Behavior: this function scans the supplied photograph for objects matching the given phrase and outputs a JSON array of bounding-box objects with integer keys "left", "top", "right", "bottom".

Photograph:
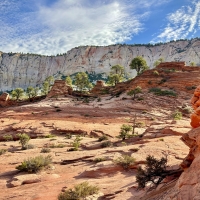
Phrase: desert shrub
[
  {"left": 98, "top": 135, "right": 108, "bottom": 142},
  {"left": 16, "top": 155, "right": 52, "bottom": 173},
  {"left": 45, "top": 134, "right": 56, "bottom": 138},
  {"left": 153, "top": 70, "right": 159, "bottom": 76},
  {"left": 172, "top": 110, "right": 182, "bottom": 120},
  {"left": 117, "top": 124, "right": 132, "bottom": 140},
  {"left": 97, "top": 97, "right": 101, "bottom": 102},
  {"left": 3, "top": 134, "right": 13, "bottom": 141},
  {"left": 49, "top": 143, "right": 66, "bottom": 148},
  {"left": 93, "top": 157, "right": 106, "bottom": 163},
  {"left": 17, "top": 133, "right": 30, "bottom": 150},
  {"left": 58, "top": 182, "right": 99, "bottom": 200},
  {"left": 41, "top": 148, "right": 51, "bottom": 153},
  {"left": 65, "top": 134, "right": 72, "bottom": 139},
  {"left": 101, "top": 140, "right": 112, "bottom": 148},
  {"left": 24, "top": 144, "right": 35, "bottom": 150},
  {"left": 136, "top": 155, "right": 168, "bottom": 188},
  {"left": 0, "top": 149, "right": 7, "bottom": 155},
  {"left": 148, "top": 80, "right": 152, "bottom": 85},
  {"left": 68, "top": 136, "right": 82, "bottom": 151},
  {"left": 113, "top": 155, "right": 135, "bottom": 170},
  {"left": 136, "top": 121, "right": 145, "bottom": 128},
  {"left": 185, "top": 85, "right": 196, "bottom": 90},
  {"left": 158, "top": 78, "right": 167, "bottom": 85},
  {"left": 56, "top": 108, "right": 62, "bottom": 112},
  {"left": 149, "top": 88, "right": 177, "bottom": 97},
  {"left": 127, "top": 86, "right": 142, "bottom": 99},
  {"left": 181, "top": 105, "right": 193, "bottom": 114},
  {"left": 83, "top": 98, "right": 89, "bottom": 103}
]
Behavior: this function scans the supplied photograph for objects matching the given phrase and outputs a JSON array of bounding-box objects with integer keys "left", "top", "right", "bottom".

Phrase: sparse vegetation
[
  {"left": 130, "top": 56, "right": 149, "bottom": 76},
  {"left": 101, "top": 140, "right": 112, "bottom": 148},
  {"left": 117, "top": 124, "right": 132, "bottom": 140},
  {"left": 68, "top": 136, "right": 82, "bottom": 151},
  {"left": 172, "top": 110, "right": 182, "bottom": 120},
  {"left": 3, "top": 134, "right": 13, "bottom": 141},
  {"left": 16, "top": 155, "right": 52, "bottom": 173},
  {"left": 40, "top": 148, "right": 51, "bottom": 153},
  {"left": 136, "top": 155, "right": 168, "bottom": 188},
  {"left": 113, "top": 155, "right": 135, "bottom": 170},
  {"left": 93, "top": 157, "right": 106, "bottom": 163},
  {"left": 0, "top": 149, "right": 7, "bottom": 155},
  {"left": 127, "top": 86, "right": 142, "bottom": 100},
  {"left": 17, "top": 133, "right": 30, "bottom": 150},
  {"left": 45, "top": 134, "right": 56, "bottom": 138},
  {"left": 11, "top": 88, "right": 24, "bottom": 100},
  {"left": 49, "top": 143, "right": 66, "bottom": 148},
  {"left": 107, "top": 64, "right": 125, "bottom": 86},
  {"left": 149, "top": 88, "right": 177, "bottom": 97},
  {"left": 58, "top": 182, "right": 99, "bottom": 200},
  {"left": 98, "top": 135, "right": 108, "bottom": 142},
  {"left": 153, "top": 70, "right": 159, "bottom": 76}
]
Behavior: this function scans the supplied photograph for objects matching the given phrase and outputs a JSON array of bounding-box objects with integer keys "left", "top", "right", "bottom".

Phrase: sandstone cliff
[{"left": 1, "top": 38, "right": 200, "bottom": 91}]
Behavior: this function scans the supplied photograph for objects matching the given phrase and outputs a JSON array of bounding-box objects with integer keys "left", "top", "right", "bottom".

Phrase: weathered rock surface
[
  {"left": 47, "top": 80, "right": 73, "bottom": 98},
  {"left": 1, "top": 38, "right": 200, "bottom": 91}
]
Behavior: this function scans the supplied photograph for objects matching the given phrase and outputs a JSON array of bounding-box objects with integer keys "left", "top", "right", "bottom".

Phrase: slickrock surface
[{"left": 0, "top": 91, "right": 191, "bottom": 200}]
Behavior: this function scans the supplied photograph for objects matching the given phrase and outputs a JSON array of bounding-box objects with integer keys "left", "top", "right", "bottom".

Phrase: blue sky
[{"left": 0, "top": 0, "right": 200, "bottom": 55}]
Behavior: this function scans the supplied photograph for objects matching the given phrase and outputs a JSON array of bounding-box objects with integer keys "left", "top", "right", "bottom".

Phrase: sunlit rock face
[
  {"left": 1, "top": 38, "right": 200, "bottom": 91},
  {"left": 191, "top": 85, "right": 200, "bottom": 128}
]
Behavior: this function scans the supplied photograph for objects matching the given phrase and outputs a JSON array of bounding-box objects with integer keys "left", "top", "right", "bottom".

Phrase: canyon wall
[{"left": 1, "top": 38, "right": 200, "bottom": 91}]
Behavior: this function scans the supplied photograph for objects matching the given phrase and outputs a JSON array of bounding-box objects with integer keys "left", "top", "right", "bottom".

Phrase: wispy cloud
[
  {"left": 152, "top": 0, "right": 200, "bottom": 43},
  {"left": 0, "top": 0, "right": 172, "bottom": 55},
  {"left": 0, "top": 0, "right": 143, "bottom": 55}
]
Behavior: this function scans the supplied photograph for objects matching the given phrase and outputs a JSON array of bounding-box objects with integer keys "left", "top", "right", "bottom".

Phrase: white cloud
[
  {"left": 0, "top": 0, "right": 173, "bottom": 55},
  {"left": 0, "top": 0, "right": 145, "bottom": 55},
  {"left": 152, "top": 0, "right": 200, "bottom": 43}
]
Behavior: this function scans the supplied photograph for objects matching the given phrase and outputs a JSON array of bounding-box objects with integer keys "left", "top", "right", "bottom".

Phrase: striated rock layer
[{"left": 1, "top": 38, "right": 200, "bottom": 91}]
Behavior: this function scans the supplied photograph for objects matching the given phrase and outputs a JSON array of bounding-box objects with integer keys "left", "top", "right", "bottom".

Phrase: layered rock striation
[{"left": 1, "top": 39, "right": 200, "bottom": 91}]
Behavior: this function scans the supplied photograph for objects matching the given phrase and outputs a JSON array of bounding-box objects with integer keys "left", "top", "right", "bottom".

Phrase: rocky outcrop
[
  {"left": 1, "top": 38, "right": 200, "bottom": 91},
  {"left": 125, "top": 62, "right": 200, "bottom": 94},
  {"left": 0, "top": 92, "right": 15, "bottom": 107},
  {"left": 47, "top": 80, "right": 73, "bottom": 98},
  {"left": 161, "top": 85, "right": 200, "bottom": 200},
  {"left": 90, "top": 80, "right": 108, "bottom": 95},
  {"left": 190, "top": 85, "right": 200, "bottom": 128}
]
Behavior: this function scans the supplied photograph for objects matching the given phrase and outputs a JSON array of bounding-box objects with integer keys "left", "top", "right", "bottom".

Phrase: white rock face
[{"left": 1, "top": 39, "right": 200, "bottom": 91}]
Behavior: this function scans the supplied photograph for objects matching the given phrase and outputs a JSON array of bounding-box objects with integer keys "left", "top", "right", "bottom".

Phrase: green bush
[
  {"left": 40, "top": 148, "right": 51, "bottom": 153},
  {"left": 68, "top": 136, "right": 82, "bottom": 151},
  {"left": 3, "top": 134, "right": 13, "bottom": 141},
  {"left": 153, "top": 70, "right": 159, "bottom": 76},
  {"left": 101, "top": 140, "right": 112, "bottom": 148},
  {"left": 98, "top": 135, "right": 108, "bottom": 142},
  {"left": 0, "top": 149, "right": 7, "bottom": 155},
  {"left": 136, "top": 155, "right": 168, "bottom": 188},
  {"left": 117, "top": 124, "right": 132, "bottom": 140},
  {"left": 45, "top": 134, "right": 56, "bottom": 138},
  {"left": 172, "top": 110, "right": 182, "bottom": 120},
  {"left": 58, "top": 182, "right": 99, "bottom": 200},
  {"left": 49, "top": 143, "right": 66, "bottom": 148},
  {"left": 149, "top": 88, "right": 177, "bottom": 97},
  {"left": 113, "top": 155, "right": 135, "bottom": 170},
  {"left": 16, "top": 155, "right": 52, "bottom": 173},
  {"left": 17, "top": 133, "right": 30, "bottom": 150},
  {"left": 93, "top": 157, "right": 106, "bottom": 163}
]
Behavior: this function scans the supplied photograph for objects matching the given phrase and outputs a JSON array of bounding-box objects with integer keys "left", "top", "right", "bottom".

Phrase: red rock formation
[
  {"left": 47, "top": 80, "right": 73, "bottom": 98},
  {"left": 190, "top": 85, "right": 200, "bottom": 128},
  {"left": 0, "top": 92, "right": 15, "bottom": 107},
  {"left": 90, "top": 80, "right": 108, "bottom": 95}
]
